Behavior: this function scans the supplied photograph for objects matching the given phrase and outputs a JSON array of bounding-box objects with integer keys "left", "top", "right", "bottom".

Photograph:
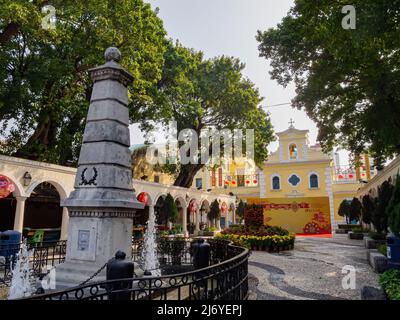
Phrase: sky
[{"left": 130, "top": 0, "right": 349, "bottom": 162}]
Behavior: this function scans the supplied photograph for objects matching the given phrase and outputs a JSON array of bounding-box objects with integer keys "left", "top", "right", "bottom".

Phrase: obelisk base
[{"left": 55, "top": 211, "right": 134, "bottom": 289}]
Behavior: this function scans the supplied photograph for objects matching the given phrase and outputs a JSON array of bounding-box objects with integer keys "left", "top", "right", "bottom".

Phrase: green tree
[
  {"left": 256, "top": 0, "right": 400, "bottom": 166},
  {"left": 387, "top": 174, "right": 400, "bottom": 236},
  {"left": 140, "top": 42, "right": 275, "bottom": 187},
  {"left": 338, "top": 199, "right": 352, "bottom": 224},
  {"left": 236, "top": 200, "right": 245, "bottom": 223},
  {"left": 0, "top": 0, "right": 167, "bottom": 164},
  {"left": 160, "top": 193, "right": 178, "bottom": 225},
  {"left": 208, "top": 199, "right": 221, "bottom": 226},
  {"left": 350, "top": 197, "right": 362, "bottom": 223},
  {"left": 373, "top": 179, "right": 394, "bottom": 233},
  {"left": 361, "top": 194, "right": 375, "bottom": 225}
]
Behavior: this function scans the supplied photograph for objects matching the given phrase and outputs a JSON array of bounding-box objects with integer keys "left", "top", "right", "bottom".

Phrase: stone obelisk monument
[{"left": 56, "top": 47, "right": 144, "bottom": 288}]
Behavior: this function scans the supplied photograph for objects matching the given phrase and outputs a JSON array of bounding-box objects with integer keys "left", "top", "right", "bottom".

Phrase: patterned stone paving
[{"left": 248, "top": 234, "right": 380, "bottom": 300}]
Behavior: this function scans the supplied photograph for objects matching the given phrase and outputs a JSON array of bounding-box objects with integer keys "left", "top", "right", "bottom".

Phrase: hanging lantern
[
  {"left": 348, "top": 174, "right": 354, "bottom": 179},
  {"left": 253, "top": 179, "right": 258, "bottom": 184},
  {"left": 362, "top": 173, "right": 366, "bottom": 177},
  {"left": 231, "top": 181, "right": 236, "bottom": 185},
  {"left": 245, "top": 180, "right": 250, "bottom": 185},
  {"left": 225, "top": 181, "right": 229, "bottom": 185},
  {"left": 338, "top": 175, "right": 344, "bottom": 179},
  {"left": 137, "top": 192, "right": 149, "bottom": 205},
  {"left": 0, "top": 175, "right": 15, "bottom": 199},
  {"left": 221, "top": 202, "right": 228, "bottom": 216}
]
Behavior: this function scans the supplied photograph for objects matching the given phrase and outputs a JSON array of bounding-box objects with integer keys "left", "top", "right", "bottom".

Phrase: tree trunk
[
  {"left": 0, "top": 23, "right": 20, "bottom": 46},
  {"left": 173, "top": 163, "right": 204, "bottom": 188}
]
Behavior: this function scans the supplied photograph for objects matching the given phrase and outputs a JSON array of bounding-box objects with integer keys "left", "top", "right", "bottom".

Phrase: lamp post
[{"left": 23, "top": 172, "right": 32, "bottom": 186}]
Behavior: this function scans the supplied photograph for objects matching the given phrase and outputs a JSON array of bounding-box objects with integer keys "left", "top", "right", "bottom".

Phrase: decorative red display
[
  {"left": 0, "top": 175, "right": 15, "bottom": 199},
  {"left": 189, "top": 199, "right": 198, "bottom": 213},
  {"left": 253, "top": 179, "right": 258, "bottom": 184},
  {"left": 137, "top": 192, "right": 149, "bottom": 205}
]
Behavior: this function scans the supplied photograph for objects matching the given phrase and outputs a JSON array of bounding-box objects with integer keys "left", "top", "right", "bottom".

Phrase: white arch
[{"left": 26, "top": 179, "right": 68, "bottom": 200}]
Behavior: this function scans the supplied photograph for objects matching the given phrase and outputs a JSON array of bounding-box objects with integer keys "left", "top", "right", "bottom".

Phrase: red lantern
[
  {"left": 225, "top": 181, "right": 229, "bottom": 185},
  {"left": 0, "top": 175, "right": 15, "bottom": 199},
  {"left": 348, "top": 174, "right": 354, "bottom": 179},
  {"left": 221, "top": 202, "right": 228, "bottom": 216},
  {"left": 231, "top": 181, "right": 236, "bottom": 185},
  {"left": 253, "top": 179, "right": 258, "bottom": 184},
  {"left": 338, "top": 175, "right": 344, "bottom": 179},
  {"left": 137, "top": 192, "right": 149, "bottom": 205},
  {"left": 245, "top": 180, "right": 250, "bottom": 185},
  {"left": 362, "top": 173, "right": 366, "bottom": 177},
  {"left": 189, "top": 200, "right": 198, "bottom": 213}
]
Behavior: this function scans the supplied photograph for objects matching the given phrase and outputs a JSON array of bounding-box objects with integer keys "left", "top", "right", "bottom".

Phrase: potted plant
[
  {"left": 170, "top": 237, "right": 185, "bottom": 265},
  {"left": 161, "top": 193, "right": 179, "bottom": 227},
  {"left": 208, "top": 200, "right": 221, "bottom": 229}
]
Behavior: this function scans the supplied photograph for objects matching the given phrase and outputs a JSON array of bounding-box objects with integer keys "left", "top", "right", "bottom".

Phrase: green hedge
[
  {"left": 215, "top": 233, "right": 295, "bottom": 252},
  {"left": 379, "top": 269, "right": 400, "bottom": 300}
]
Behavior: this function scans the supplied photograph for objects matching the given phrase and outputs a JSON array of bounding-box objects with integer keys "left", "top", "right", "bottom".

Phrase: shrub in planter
[
  {"left": 170, "top": 237, "right": 185, "bottom": 265},
  {"left": 379, "top": 269, "right": 400, "bottom": 300},
  {"left": 378, "top": 244, "right": 388, "bottom": 257},
  {"left": 369, "top": 232, "right": 387, "bottom": 241},
  {"left": 244, "top": 204, "right": 264, "bottom": 228}
]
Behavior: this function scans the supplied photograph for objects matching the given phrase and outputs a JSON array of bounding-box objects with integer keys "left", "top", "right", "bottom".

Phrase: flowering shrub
[
  {"left": 216, "top": 232, "right": 295, "bottom": 252},
  {"left": 244, "top": 205, "right": 264, "bottom": 227},
  {"left": 222, "top": 225, "right": 289, "bottom": 237}
]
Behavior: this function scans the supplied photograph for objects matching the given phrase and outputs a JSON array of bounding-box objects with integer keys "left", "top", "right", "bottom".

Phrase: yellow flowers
[{"left": 215, "top": 232, "right": 296, "bottom": 251}]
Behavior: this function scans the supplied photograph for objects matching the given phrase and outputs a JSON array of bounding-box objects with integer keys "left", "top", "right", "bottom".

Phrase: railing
[
  {"left": 0, "top": 241, "right": 66, "bottom": 285},
  {"left": 23, "top": 239, "right": 249, "bottom": 300}
]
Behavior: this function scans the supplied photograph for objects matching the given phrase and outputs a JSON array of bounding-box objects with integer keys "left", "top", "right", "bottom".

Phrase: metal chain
[{"left": 78, "top": 261, "right": 108, "bottom": 286}]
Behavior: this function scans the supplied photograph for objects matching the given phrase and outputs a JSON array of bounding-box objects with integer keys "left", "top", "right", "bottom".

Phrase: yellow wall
[
  {"left": 263, "top": 162, "right": 330, "bottom": 197},
  {"left": 248, "top": 197, "right": 331, "bottom": 234}
]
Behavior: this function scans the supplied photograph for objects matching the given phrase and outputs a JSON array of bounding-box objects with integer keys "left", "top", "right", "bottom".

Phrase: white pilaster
[
  {"left": 325, "top": 167, "right": 336, "bottom": 232},
  {"left": 60, "top": 207, "right": 69, "bottom": 240},
  {"left": 13, "top": 196, "right": 27, "bottom": 233}
]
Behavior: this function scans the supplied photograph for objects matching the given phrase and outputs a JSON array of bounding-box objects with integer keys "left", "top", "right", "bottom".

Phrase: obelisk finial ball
[{"left": 105, "top": 47, "right": 121, "bottom": 62}]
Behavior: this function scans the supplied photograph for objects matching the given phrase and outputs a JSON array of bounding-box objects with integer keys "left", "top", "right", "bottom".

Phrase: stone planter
[
  {"left": 348, "top": 232, "right": 364, "bottom": 240},
  {"left": 368, "top": 249, "right": 388, "bottom": 273},
  {"left": 361, "top": 286, "right": 387, "bottom": 300},
  {"left": 364, "top": 237, "right": 387, "bottom": 249}
]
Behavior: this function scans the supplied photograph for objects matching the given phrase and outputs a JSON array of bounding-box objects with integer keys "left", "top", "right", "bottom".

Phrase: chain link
[{"left": 78, "top": 261, "right": 108, "bottom": 286}]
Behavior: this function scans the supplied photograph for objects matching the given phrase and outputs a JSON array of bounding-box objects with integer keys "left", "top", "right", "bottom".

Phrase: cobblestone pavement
[{"left": 248, "top": 234, "right": 380, "bottom": 300}]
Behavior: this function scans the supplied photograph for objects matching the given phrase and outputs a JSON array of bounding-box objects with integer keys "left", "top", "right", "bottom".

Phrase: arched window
[
  {"left": 309, "top": 174, "right": 319, "bottom": 189},
  {"left": 272, "top": 176, "right": 280, "bottom": 190},
  {"left": 289, "top": 144, "right": 298, "bottom": 159}
]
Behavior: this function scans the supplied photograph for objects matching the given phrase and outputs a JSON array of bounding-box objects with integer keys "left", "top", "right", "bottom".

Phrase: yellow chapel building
[
  {"left": 130, "top": 124, "right": 376, "bottom": 234},
  {"left": 192, "top": 124, "right": 376, "bottom": 234}
]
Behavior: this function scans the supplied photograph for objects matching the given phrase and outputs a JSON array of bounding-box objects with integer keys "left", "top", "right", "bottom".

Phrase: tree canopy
[
  {"left": 141, "top": 41, "right": 274, "bottom": 187},
  {"left": 1, "top": 2, "right": 274, "bottom": 189},
  {"left": 0, "top": 0, "right": 167, "bottom": 164},
  {"left": 160, "top": 193, "right": 178, "bottom": 224},
  {"left": 257, "top": 0, "right": 400, "bottom": 166}
]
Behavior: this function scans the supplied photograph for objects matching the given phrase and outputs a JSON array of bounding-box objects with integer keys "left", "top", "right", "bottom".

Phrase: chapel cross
[{"left": 289, "top": 118, "right": 295, "bottom": 128}]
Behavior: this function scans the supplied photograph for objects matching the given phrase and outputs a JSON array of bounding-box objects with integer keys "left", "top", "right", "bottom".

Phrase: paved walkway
[{"left": 248, "top": 234, "right": 380, "bottom": 300}]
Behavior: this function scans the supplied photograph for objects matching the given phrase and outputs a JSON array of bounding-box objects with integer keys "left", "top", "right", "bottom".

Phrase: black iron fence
[
  {"left": 0, "top": 241, "right": 66, "bottom": 285},
  {"left": 23, "top": 239, "right": 249, "bottom": 300}
]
